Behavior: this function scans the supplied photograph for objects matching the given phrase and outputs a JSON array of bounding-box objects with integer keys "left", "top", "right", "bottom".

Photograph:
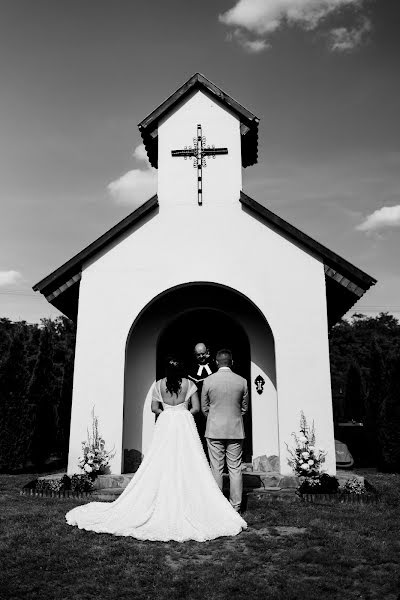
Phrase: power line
[
  {"left": 349, "top": 309, "right": 400, "bottom": 313},
  {"left": 0, "top": 290, "right": 400, "bottom": 313},
  {"left": 0, "top": 290, "right": 42, "bottom": 298},
  {"left": 350, "top": 307, "right": 400, "bottom": 311}
]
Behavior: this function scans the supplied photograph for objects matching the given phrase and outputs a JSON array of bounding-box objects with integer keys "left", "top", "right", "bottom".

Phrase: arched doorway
[
  {"left": 122, "top": 282, "right": 277, "bottom": 473},
  {"left": 157, "top": 308, "right": 252, "bottom": 461}
]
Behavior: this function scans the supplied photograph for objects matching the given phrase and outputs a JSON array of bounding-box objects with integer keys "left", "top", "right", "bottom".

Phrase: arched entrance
[
  {"left": 122, "top": 283, "right": 277, "bottom": 473},
  {"left": 157, "top": 308, "right": 252, "bottom": 461}
]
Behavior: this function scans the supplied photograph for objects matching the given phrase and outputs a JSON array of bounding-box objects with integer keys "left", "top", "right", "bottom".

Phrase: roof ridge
[{"left": 138, "top": 73, "right": 259, "bottom": 169}]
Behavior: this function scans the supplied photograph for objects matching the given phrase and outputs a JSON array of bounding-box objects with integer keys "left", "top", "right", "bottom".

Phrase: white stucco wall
[{"left": 67, "top": 89, "right": 335, "bottom": 476}]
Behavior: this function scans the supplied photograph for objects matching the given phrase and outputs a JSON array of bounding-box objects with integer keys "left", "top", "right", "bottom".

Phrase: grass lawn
[{"left": 1, "top": 471, "right": 400, "bottom": 600}]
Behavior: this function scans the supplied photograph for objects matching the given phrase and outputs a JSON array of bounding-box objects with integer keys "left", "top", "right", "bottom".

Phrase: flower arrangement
[
  {"left": 286, "top": 412, "right": 340, "bottom": 495},
  {"left": 34, "top": 479, "right": 61, "bottom": 493},
  {"left": 286, "top": 411, "right": 327, "bottom": 478},
  {"left": 297, "top": 473, "right": 339, "bottom": 495},
  {"left": 78, "top": 407, "right": 114, "bottom": 477},
  {"left": 70, "top": 473, "right": 94, "bottom": 493},
  {"left": 341, "top": 477, "right": 366, "bottom": 495},
  {"left": 24, "top": 474, "right": 94, "bottom": 495}
]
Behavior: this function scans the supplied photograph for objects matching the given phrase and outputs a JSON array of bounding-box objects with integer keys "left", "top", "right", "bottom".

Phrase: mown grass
[{"left": 1, "top": 471, "right": 400, "bottom": 600}]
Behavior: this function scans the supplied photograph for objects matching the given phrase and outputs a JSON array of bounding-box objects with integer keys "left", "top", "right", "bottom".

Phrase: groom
[{"left": 201, "top": 349, "right": 248, "bottom": 512}]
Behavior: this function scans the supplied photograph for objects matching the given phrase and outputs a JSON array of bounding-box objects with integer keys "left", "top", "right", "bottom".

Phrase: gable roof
[
  {"left": 138, "top": 73, "right": 259, "bottom": 169},
  {"left": 240, "top": 191, "right": 377, "bottom": 327},
  {"left": 32, "top": 195, "right": 158, "bottom": 320},
  {"left": 33, "top": 191, "right": 376, "bottom": 327}
]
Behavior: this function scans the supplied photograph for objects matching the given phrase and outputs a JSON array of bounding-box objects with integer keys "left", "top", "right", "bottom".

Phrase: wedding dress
[{"left": 66, "top": 380, "right": 247, "bottom": 542}]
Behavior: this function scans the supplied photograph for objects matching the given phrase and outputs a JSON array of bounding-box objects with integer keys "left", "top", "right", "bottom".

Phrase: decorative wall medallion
[{"left": 254, "top": 375, "right": 265, "bottom": 395}]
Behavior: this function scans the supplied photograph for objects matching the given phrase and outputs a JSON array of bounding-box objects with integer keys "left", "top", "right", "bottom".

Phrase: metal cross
[{"left": 171, "top": 124, "right": 228, "bottom": 206}]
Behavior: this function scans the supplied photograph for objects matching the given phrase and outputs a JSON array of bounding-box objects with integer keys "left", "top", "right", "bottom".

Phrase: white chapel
[{"left": 33, "top": 73, "right": 376, "bottom": 477}]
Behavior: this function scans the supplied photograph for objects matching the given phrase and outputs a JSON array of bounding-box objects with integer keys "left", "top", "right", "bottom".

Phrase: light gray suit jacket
[{"left": 201, "top": 368, "right": 248, "bottom": 439}]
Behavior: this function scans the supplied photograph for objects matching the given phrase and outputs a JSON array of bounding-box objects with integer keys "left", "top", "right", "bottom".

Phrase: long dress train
[{"left": 65, "top": 381, "right": 247, "bottom": 542}]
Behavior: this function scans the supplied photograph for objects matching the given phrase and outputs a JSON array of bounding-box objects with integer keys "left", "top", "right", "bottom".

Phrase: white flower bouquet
[
  {"left": 286, "top": 411, "right": 327, "bottom": 479},
  {"left": 78, "top": 408, "right": 115, "bottom": 477}
]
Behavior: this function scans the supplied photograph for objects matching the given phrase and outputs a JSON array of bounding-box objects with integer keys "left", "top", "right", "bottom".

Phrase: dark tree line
[
  {"left": 0, "top": 311, "right": 399, "bottom": 472},
  {"left": 0, "top": 317, "right": 76, "bottom": 472},
  {"left": 329, "top": 313, "right": 400, "bottom": 471}
]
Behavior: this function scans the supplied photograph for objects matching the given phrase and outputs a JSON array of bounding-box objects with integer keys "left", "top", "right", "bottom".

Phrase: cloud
[
  {"left": 132, "top": 143, "right": 149, "bottom": 162},
  {"left": 328, "top": 16, "right": 371, "bottom": 51},
  {"left": 219, "top": 0, "right": 368, "bottom": 52},
  {"left": 227, "top": 29, "right": 271, "bottom": 52},
  {"left": 356, "top": 205, "right": 400, "bottom": 232},
  {"left": 108, "top": 144, "right": 157, "bottom": 207},
  {"left": 243, "top": 37, "right": 270, "bottom": 52},
  {"left": 0, "top": 270, "right": 22, "bottom": 287},
  {"left": 108, "top": 169, "right": 157, "bottom": 207}
]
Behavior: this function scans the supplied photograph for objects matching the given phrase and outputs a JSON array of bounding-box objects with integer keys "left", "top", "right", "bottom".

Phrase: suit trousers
[{"left": 207, "top": 438, "right": 243, "bottom": 511}]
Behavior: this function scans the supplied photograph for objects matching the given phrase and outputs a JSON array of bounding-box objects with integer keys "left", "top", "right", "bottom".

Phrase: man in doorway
[
  {"left": 188, "top": 342, "right": 216, "bottom": 393},
  {"left": 188, "top": 342, "right": 216, "bottom": 457},
  {"left": 201, "top": 349, "right": 248, "bottom": 513}
]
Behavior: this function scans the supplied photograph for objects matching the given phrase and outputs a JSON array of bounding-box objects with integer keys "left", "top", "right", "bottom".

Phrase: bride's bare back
[{"left": 159, "top": 377, "right": 189, "bottom": 406}]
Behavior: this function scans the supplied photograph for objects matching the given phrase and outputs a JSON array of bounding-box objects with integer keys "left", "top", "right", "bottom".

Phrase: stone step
[
  {"left": 92, "top": 474, "right": 134, "bottom": 490},
  {"left": 92, "top": 471, "right": 298, "bottom": 491},
  {"left": 92, "top": 480, "right": 273, "bottom": 501},
  {"left": 92, "top": 487, "right": 123, "bottom": 501},
  {"left": 91, "top": 485, "right": 298, "bottom": 503},
  {"left": 95, "top": 474, "right": 297, "bottom": 492}
]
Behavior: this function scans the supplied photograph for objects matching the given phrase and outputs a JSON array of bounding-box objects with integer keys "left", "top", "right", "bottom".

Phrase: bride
[{"left": 66, "top": 357, "right": 247, "bottom": 542}]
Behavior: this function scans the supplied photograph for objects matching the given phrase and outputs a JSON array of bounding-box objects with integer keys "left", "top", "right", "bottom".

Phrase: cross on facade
[{"left": 171, "top": 124, "right": 228, "bottom": 206}]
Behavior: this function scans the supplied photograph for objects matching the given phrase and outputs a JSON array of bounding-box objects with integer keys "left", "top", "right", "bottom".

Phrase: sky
[{"left": 0, "top": 0, "right": 399, "bottom": 323}]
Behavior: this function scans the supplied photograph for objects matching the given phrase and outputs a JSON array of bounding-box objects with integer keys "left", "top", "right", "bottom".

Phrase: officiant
[
  {"left": 188, "top": 342, "right": 216, "bottom": 457},
  {"left": 188, "top": 343, "right": 216, "bottom": 390}
]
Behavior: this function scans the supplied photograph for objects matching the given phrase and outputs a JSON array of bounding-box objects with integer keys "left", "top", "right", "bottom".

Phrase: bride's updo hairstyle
[{"left": 165, "top": 356, "right": 184, "bottom": 396}]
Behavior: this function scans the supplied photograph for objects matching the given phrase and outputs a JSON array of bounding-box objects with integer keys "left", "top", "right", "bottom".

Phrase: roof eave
[
  {"left": 240, "top": 191, "right": 376, "bottom": 290},
  {"left": 239, "top": 191, "right": 376, "bottom": 326},
  {"left": 33, "top": 194, "right": 159, "bottom": 297}
]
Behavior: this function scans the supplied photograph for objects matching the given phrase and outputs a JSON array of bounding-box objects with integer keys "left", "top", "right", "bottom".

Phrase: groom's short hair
[{"left": 216, "top": 349, "right": 232, "bottom": 366}]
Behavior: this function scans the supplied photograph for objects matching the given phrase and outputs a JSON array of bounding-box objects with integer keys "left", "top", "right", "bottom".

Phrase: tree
[
  {"left": 52, "top": 317, "right": 76, "bottom": 457},
  {"left": 28, "top": 325, "right": 59, "bottom": 467},
  {"left": 344, "top": 360, "right": 365, "bottom": 422},
  {"left": 0, "top": 327, "right": 30, "bottom": 470},
  {"left": 0, "top": 316, "right": 76, "bottom": 471},
  {"left": 329, "top": 312, "right": 400, "bottom": 426},
  {"left": 0, "top": 317, "right": 14, "bottom": 365},
  {"left": 56, "top": 347, "right": 75, "bottom": 459},
  {"left": 378, "top": 354, "right": 400, "bottom": 472},
  {"left": 364, "top": 339, "right": 386, "bottom": 465}
]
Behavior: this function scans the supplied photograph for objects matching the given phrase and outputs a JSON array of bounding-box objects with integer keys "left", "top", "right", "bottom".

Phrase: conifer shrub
[{"left": 378, "top": 355, "right": 400, "bottom": 473}]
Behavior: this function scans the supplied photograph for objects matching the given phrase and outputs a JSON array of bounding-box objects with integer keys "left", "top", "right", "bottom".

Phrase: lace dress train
[{"left": 65, "top": 383, "right": 247, "bottom": 542}]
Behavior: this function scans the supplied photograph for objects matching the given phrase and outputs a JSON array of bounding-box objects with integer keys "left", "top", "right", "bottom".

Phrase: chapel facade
[{"left": 33, "top": 73, "right": 376, "bottom": 476}]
